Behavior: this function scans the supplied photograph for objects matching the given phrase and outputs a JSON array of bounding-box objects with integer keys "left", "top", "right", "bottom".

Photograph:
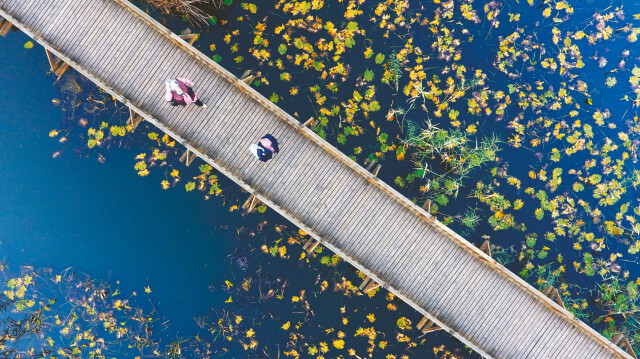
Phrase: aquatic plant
[{"left": 145, "top": 0, "right": 223, "bottom": 25}]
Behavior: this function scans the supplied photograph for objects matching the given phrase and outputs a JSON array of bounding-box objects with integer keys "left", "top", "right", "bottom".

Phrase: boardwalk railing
[{"left": 0, "top": 0, "right": 634, "bottom": 357}]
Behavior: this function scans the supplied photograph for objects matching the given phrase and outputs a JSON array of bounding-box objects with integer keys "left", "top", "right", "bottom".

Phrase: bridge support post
[
  {"left": 178, "top": 31, "right": 198, "bottom": 45},
  {"left": 358, "top": 277, "right": 380, "bottom": 293},
  {"left": 45, "top": 48, "right": 69, "bottom": 78},
  {"left": 127, "top": 108, "right": 144, "bottom": 129},
  {"left": 422, "top": 199, "right": 433, "bottom": 213},
  {"left": 479, "top": 240, "right": 492, "bottom": 257},
  {"left": 612, "top": 332, "right": 638, "bottom": 359},
  {"left": 417, "top": 317, "right": 443, "bottom": 334},
  {"left": 303, "top": 238, "right": 320, "bottom": 253},
  {"left": 179, "top": 149, "right": 196, "bottom": 166},
  {"left": 242, "top": 194, "right": 261, "bottom": 213},
  {"left": 365, "top": 160, "right": 382, "bottom": 176},
  {"left": 240, "top": 70, "right": 255, "bottom": 85},
  {"left": 542, "top": 285, "right": 564, "bottom": 308},
  {"left": 302, "top": 117, "right": 316, "bottom": 128},
  {"left": 0, "top": 18, "right": 13, "bottom": 37}
]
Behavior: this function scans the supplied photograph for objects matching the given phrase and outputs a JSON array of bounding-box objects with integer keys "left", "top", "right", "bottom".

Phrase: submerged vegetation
[{"left": 28, "top": 0, "right": 640, "bottom": 355}]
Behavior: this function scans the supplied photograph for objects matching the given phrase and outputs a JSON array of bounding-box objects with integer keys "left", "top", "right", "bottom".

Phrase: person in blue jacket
[{"left": 250, "top": 134, "right": 279, "bottom": 162}]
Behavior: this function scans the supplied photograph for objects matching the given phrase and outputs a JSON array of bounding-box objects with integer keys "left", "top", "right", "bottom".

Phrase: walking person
[
  {"left": 250, "top": 134, "right": 280, "bottom": 162},
  {"left": 164, "top": 77, "right": 207, "bottom": 108}
]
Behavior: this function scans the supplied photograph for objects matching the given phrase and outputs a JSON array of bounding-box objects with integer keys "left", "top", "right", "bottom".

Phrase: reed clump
[{"left": 147, "top": 0, "right": 221, "bottom": 25}]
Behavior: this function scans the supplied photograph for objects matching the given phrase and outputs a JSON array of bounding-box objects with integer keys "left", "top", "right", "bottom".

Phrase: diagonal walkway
[{"left": 0, "top": 0, "right": 631, "bottom": 357}]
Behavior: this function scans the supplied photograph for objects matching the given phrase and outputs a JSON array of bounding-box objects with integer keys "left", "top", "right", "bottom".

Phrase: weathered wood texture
[{"left": 0, "top": 1, "right": 632, "bottom": 358}]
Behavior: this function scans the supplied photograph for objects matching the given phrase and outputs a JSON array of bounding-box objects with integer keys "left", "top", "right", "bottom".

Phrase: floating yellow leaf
[
  {"left": 225, "top": 296, "right": 233, "bottom": 303},
  {"left": 24, "top": 41, "right": 34, "bottom": 49},
  {"left": 144, "top": 286, "right": 151, "bottom": 293},
  {"left": 282, "top": 321, "right": 290, "bottom": 330}
]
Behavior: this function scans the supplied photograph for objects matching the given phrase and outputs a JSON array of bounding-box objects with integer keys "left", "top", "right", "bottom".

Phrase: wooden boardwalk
[{"left": 0, "top": 1, "right": 634, "bottom": 358}]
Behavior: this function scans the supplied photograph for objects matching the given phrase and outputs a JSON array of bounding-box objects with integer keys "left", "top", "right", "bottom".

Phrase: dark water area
[{"left": 0, "top": 30, "right": 242, "bottom": 335}]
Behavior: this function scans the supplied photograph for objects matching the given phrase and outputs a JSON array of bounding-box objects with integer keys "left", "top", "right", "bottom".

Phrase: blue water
[{"left": 0, "top": 30, "right": 240, "bottom": 335}]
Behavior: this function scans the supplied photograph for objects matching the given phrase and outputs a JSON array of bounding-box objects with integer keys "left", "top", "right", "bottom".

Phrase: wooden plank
[
  {"left": 196, "top": 98, "right": 259, "bottom": 158},
  {"left": 207, "top": 95, "right": 264, "bottom": 164},
  {"left": 343, "top": 200, "right": 411, "bottom": 264},
  {"left": 455, "top": 276, "right": 518, "bottom": 339},
  {"left": 507, "top": 316, "right": 555, "bottom": 358},
  {"left": 299, "top": 163, "right": 362, "bottom": 231},
  {"left": 374, "top": 220, "right": 430, "bottom": 280},
  {"left": 43, "top": 0, "right": 96, "bottom": 48},
  {"left": 96, "top": 18, "right": 150, "bottom": 82},
  {"left": 364, "top": 212, "right": 422, "bottom": 272},
  {"left": 488, "top": 293, "right": 542, "bottom": 357},
  {"left": 384, "top": 229, "right": 441, "bottom": 289},
  {"left": 525, "top": 315, "right": 572, "bottom": 359},
  {"left": 196, "top": 92, "right": 259, "bottom": 153},
  {"left": 16, "top": 0, "right": 57, "bottom": 30},
  {"left": 258, "top": 145, "right": 334, "bottom": 214},
  {"left": 35, "top": 0, "right": 77, "bottom": 42},
  {"left": 63, "top": 4, "right": 124, "bottom": 66},
  {"left": 329, "top": 188, "right": 387, "bottom": 251},
  {"left": 379, "top": 225, "right": 437, "bottom": 286},
  {"left": 323, "top": 178, "right": 383, "bottom": 237},
  {"left": 354, "top": 201, "right": 417, "bottom": 259},
  {"left": 410, "top": 242, "right": 470, "bottom": 302},
  {"left": 115, "top": 32, "right": 169, "bottom": 104},
  {"left": 394, "top": 233, "right": 459, "bottom": 291},
  {"left": 481, "top": 295, "right": 542, "bottom": 354},
  {"left": 310, "top": 172, "right": 371, "bottom": 238},
  {"left": 524, "top": 311, "right": 575, "bottom": 358},
  {"left": 547, "top": 327, "right": 591, "bottom": 359},
  {"left": 342, "top": 205, "right": 407, "bottom": 271},
  {"left": 436, "top": 262, "right": 494, "bottom": 324},
  {"left": 445, "top": 269, "right": 503, "bottom": 338},
  {"left": 519, "top": 317, "right": 573, "bottom": 359},
  {"left": 88, "top": 13, "right": 147, "bottom": 83},
  {"left": 429, "top": 260, "right": 485, "bottom": 315}
]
